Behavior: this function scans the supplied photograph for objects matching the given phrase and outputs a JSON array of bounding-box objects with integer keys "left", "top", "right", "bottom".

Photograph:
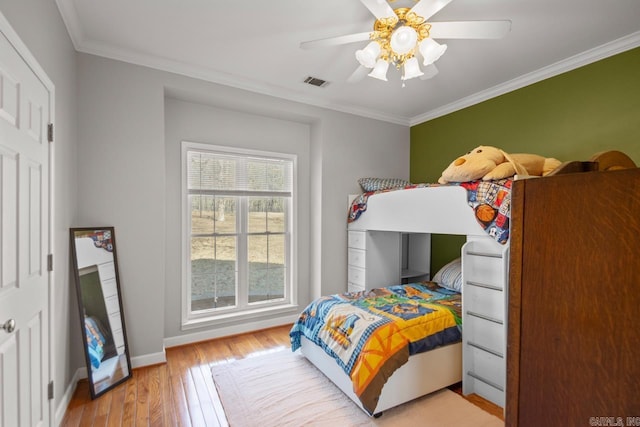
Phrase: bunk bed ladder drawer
[
  {"left": 347, "top": 265, "right": 366, "bottom": 287},
  {"left": 347, "top": 248, "right": 366, "bottom": 268},
  {"left": 347, "top": 230, "right": 366, "bottom": 249}
]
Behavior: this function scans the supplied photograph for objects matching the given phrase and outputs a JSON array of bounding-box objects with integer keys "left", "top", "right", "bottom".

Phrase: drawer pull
[{"left": 467, "top": 371, "right": 504, "bottom": 392}]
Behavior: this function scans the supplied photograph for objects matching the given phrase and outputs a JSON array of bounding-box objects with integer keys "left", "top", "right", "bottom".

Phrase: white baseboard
[
  {"left": 54, "top": 348, "right": 166, "bottom": 425},
  {"left": 131, "top": 350, "right": 166, "bottom": 368},
  {"left": 55, "top": 368, "right": 84, "bottom": 427},
  {"left": 163, "top": 315, "right": 298, "bottom": 348}
]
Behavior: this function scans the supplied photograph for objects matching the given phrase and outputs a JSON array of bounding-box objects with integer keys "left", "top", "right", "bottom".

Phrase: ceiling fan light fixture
[
  {"left": 355, "top": 41, "right": 381, "bottom": 68},
  {"left": 390, "top": 26, "right": 418, "bottom": 55},
  {"left": 301, "top": 0, "right": 511, "bottom": 86},
  {"left": 419, "top": 38, "right": 448, "bottom": 65},
  {"left": 402, "top": 57, "right": 424, "bottom": 80},
  {"left": 368, "top": 58, "right": 389, "bottom": 81}
]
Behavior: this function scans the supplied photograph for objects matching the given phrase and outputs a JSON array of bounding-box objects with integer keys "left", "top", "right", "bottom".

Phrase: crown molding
[
  {"left": 70, "top": 29, "right": 640, "bottom": 128},
  {"left": 55, "top": 0, "right": 84, "bottom": 50},
  {"left": 68, "top": 30, "right": 410, "bottom": 126},
  {"left": 53, "top": 0, "right": 638, "bottom": 128},
  {"left": 409, "top": 31, "right": 640, "bottom": 126}
]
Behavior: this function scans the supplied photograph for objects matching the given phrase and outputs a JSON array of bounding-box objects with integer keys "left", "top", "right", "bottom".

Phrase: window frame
[{"left": 181, "top": 141, "right": 298, "bottom": 329}]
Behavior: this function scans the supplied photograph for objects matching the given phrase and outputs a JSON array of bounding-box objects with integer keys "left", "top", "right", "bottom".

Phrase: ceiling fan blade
[
  {"left": 419, "top": 64, "right": 439, "bottom": 80},
  {"left": 347, "top": 66, "right": 369, "bottom": 83},
  {"left": 300, "top": 32, "right": 371, "bottom": 50},
  {"left": 359, "top": 0, "right": 396, "bottom": 20},
  {"left": 429, "top": 21, "right": 512, "bottom": 39},
  {"left": 410, "top": 0, "right": 453, "bottom": 21}
]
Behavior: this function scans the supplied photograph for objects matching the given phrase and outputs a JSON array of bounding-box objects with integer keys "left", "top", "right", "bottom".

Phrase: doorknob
[{"left": 1, "top": 319, "right": 16, "bottom": 333}]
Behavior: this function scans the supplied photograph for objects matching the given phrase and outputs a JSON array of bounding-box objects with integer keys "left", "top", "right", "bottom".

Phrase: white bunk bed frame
[{"left": 300, "top": 185, "right": 510, "bottom": 415}]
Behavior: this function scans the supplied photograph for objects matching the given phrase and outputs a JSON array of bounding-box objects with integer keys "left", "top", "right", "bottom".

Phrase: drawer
[
  {"left": 348, "top": 282, "right": 365, "bottom": 293},
  {"left": 463, "top": 284, "right": 504, "bottom": 320},
  {"left": 108, "top": 312, "right": 123, "bottom": 332},
  {"left": 104, "top": 295, "right": 121, "bottom": 315},
  {"left": 97, "top": 261, "right": 116, "bottom": 281},
  {"left": 466, "top": 345, "right": 505, "bottom": 390},
  {"left": 347, "top": 265, "right": 366, "bottom": 286},
  {"left": 101, "top": 277, "right": 118, "bottom": 298},
  {"left": 463, "top": 314, "right": 504, "bottom": 356},
  {"left": 347, "top": 248, "right": 366, "bottom": 269},
  {"left": 347, "top": 231, "right": 366, "bottom": 250},
  {"left": 112, "top": 329, "right": 125, "bottom": 349}
]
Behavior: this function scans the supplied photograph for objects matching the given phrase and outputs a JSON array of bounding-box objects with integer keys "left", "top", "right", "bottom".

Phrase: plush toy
[{"left": 438, "top": 145, "right": 562, "bottom": 184}]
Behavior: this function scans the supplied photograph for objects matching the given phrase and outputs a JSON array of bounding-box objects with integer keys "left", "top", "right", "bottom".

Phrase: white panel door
[{"left": 0, "top": 22, "right": 51, "bottom": 427}]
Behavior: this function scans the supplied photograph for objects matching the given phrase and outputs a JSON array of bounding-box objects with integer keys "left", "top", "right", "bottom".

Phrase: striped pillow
[
  {"left": 358, "top": 177, "right": 411, "bottom": 192},
  {"left": 433, "top": 258, "right": 462, "bottom": 292}
]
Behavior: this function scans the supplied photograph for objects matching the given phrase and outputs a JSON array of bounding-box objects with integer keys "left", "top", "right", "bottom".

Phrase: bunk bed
[
  {"left": 291, "top": 150, "right": 637, "bottom": 417},
  {"left": 292, "top": 179, "right": 512, "bottom": 415}
]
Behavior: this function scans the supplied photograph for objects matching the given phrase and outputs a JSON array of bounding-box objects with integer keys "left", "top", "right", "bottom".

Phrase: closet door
[{"left": 507, "top": 169, "right": 640, "bottom": 425}]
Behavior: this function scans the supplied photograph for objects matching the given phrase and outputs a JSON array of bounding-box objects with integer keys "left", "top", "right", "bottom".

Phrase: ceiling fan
[{"left": 300, "top": 0, "right": 511, "bottom": 84}]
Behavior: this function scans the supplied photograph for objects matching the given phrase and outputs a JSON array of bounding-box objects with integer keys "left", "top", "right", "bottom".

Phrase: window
[{"left": 182, "top": 142, "right": 295, "bottom": 326}]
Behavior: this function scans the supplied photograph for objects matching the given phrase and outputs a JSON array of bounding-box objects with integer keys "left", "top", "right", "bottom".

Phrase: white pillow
[{"left": 433, "top": 258, "right": 462, "bottom": 292}]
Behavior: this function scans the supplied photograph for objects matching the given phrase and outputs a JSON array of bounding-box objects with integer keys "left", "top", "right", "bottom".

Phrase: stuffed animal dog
[{"left": 438, "top": 145, "right": 561, "bottom": 184}]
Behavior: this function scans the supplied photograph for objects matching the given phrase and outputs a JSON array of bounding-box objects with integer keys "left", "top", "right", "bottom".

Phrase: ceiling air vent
[{"left": 303, "top": 76, "right": 329, "bottom": 88}]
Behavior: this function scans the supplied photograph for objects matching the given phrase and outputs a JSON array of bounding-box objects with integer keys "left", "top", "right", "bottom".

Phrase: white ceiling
[{"left": 55, "top": 0, "right": 640, "bottom": 126}]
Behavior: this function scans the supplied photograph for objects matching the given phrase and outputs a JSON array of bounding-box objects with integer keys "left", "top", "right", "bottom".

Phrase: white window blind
[{"left": 188, "top": 151, "right": 292, "bottom": 196}]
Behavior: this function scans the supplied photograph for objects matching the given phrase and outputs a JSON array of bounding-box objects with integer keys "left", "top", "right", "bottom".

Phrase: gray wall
[
  {"left": 163, "top": 97, "right": 312, "bottom": 340},
  {"left": 0, "top": 0, "right": 80, "bottom": 420},
  {"left": 76, "top": 53, "right": 410, "bottom": 348},
  {"left": 76, "top": 54, "right": 167, "bottom": 363}
]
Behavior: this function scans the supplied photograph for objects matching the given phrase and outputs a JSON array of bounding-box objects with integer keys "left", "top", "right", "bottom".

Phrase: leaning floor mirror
[{"left": 70, "top": 227, "right": 132, "bottom": 399}]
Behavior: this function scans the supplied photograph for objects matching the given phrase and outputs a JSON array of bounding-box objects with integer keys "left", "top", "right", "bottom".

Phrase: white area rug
[{"left": 212, "top": 349, "right": 504, "bottom": 427}]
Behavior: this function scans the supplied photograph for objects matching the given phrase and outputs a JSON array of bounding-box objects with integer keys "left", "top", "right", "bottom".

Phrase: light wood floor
[{"left": 61, "top": 325, "right": 504, "bottom": 426}]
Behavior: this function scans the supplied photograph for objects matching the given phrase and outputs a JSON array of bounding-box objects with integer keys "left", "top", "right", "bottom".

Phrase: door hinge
[
  {"left": 47, "top": 254, "right": 53, "bottom": 272},
  {"left": 47, "top": 123, "right": 53, "bottom": 143},
  {"left": 48, "top": 381, "right": 54, "bottom": 400}
]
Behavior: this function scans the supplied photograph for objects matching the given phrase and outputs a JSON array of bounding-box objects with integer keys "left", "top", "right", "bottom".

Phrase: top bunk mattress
[{"left": 348, "top": 179, "right": 512, "bottom": 244}]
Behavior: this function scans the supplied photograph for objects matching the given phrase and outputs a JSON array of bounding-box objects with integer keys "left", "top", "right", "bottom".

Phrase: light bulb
[
  {"left": 402, "top": 57, "right": 424, "bottom": 80},
  {"left": 419, "top": 38, "right": 448, "bottom": 65},
  {"left": 355, "top": 42, "right": 381, "bottom": 69},
  {"left": 368, "top": 59, "right": 389, "bottom": 81},
  {"left": 390, "top": 26, "right": 418, "bottom": 55}
]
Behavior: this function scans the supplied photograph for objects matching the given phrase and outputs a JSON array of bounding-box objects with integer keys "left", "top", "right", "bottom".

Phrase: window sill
[{"left": 181, "top": 303, "right": 300, "bottom": 331}]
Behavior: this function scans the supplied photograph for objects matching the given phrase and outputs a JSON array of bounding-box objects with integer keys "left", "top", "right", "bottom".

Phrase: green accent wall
[{"left": 410, "top": 47, "right": 640, "bottom": 274}]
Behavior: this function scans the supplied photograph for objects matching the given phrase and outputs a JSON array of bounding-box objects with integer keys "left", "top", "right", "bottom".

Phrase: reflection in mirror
[{"left": 70, "top": 227, "right": 132, "bottom": 399}]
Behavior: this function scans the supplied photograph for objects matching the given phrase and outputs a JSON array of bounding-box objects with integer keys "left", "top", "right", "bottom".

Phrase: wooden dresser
[{"left": 506, "top": 167, "right": 640, "bottom": 425}]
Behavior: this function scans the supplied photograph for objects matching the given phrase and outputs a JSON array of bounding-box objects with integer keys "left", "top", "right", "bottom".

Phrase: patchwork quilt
[
  {"left": 347, "top": 179, "right": 512, "bottom": 244},
  {"left": 290, "top": 282, "right": 462, "bottom": 414}
]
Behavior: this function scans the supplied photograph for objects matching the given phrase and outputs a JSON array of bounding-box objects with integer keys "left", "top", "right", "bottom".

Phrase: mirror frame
[{"left": 70, "top": 227, "right": 132, "bottom": 399}]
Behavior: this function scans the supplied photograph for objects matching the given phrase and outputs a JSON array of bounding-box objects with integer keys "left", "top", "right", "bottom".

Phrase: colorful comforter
[
  {"left": 347, "top": 179, "right": 513, "bottom": 244},
  {"left": 290, "top": 282, "right": 462, "bottom": 414}
]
